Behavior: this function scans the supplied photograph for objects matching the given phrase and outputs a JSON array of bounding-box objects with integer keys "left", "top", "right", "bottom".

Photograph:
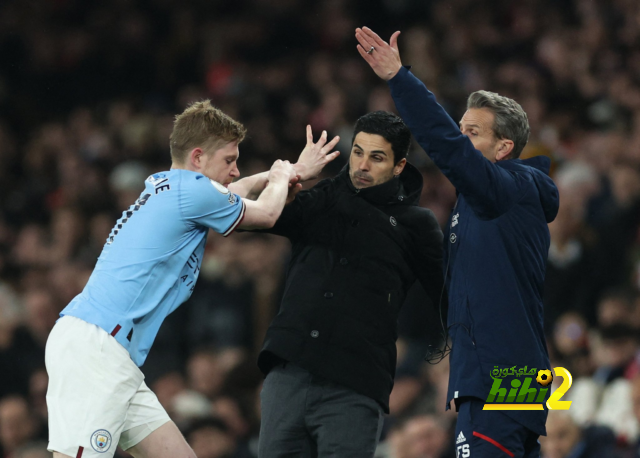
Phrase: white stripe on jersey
[{"left": 223, "top": 200, "right": 246, "bottom": 237}]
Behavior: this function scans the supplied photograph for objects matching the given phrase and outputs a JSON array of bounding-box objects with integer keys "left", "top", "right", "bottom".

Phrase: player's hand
[
  {"left": 268, "top": 160, "right": 297, "bottom": 185},
  {"left": 355, "top": 27, "right": 402, "bottom": 81},
  {"left": 294, "top": 125, "right": 340, "bottom": 182}
]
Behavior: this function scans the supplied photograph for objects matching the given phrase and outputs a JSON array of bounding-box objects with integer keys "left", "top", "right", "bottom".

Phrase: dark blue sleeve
[{"left": 388, "top": 66, "right": 527, "bottom": 220}]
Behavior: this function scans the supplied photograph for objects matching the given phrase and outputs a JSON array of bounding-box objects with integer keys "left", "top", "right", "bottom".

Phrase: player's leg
[
  {"left": 307, "top": 378, "right": 384, "bottom": 458},
  {"left": 52, "top": 453, "right": 73, "bottom": 458},
  {"left": 124, "top": 421, "right": 195, "bottom": 458},
  {"left": 46, "top": 316, "right": 144, "bottom": 458},
  {"left": 119, "top": 380, "right": 193, "bottom": 458},
  {"left": 258, "top": 362, "right": 315, "bottom": 457},
  {"left": 454, "top": 397, "right": 539, "bottom": 458}
]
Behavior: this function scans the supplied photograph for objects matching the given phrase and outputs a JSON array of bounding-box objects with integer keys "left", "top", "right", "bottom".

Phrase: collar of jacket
[
  {"left": 498, "top": 155, "right": 551, "bottom": 174},
  {"left": 337, "top": 161, "right": 424, "bottom": 206}
]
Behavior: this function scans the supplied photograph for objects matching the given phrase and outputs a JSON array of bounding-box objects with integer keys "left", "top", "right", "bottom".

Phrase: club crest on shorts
[{"left": 90, "top": 429, "right": 112, "bottom": 453}]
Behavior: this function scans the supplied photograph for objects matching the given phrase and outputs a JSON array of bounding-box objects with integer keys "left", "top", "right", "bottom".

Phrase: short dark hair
[
  {"left": 467, "top": 91, "right": 530, "bottom": 159},
  {"left": 351, "top": 111, "right": 411, "bottom": 164}
]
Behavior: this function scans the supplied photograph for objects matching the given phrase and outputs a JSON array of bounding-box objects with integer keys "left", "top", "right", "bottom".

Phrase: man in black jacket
[{"left": 257, "top": 111, "right": 444, "bottom": 458}]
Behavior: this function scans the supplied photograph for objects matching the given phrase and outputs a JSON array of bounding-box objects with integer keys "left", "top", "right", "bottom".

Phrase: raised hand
[
  {"left": 294, "top": 125, "right": 341, "bottom": 182},
  {"left": 355, "top": 27, "right": 402, "bottom": 81}
]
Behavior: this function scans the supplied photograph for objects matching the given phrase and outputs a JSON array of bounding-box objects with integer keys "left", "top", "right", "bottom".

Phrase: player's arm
[
  {"left": 227, "top": 126, "right": 340, "bottom": 200},
  {"left": 356, "top": 26, "right": 526, "bottom": 220},
  {"left": 227, "top": 171, "right": 270, "bottom": 200},
  {"left": 237, "top": 160, "right": 297, "bottom": 230}
]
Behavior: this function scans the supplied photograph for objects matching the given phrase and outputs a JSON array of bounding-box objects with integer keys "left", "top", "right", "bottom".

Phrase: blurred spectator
[
  {"left": 27, "top": 371, "right": 47, "bottom": 428},
  {"left": 150, "top": 371, "right": 212, "bottom": 425},
  {"left": 567, "top": 324, "right": 639, "bottom": 443},
  {"left": 629, "top": 375, "right": 640, "bottom": 457},
  {"left": 540, "top": 411, "right": 620, "bottom": 458},
  {"left": 183, "top": 417, "right": 252, "bottom": 458},
  {"left": 597, "top": 289, "right": 639, "bottom": 329},
  {"left": 0, "top": 396, "right": 39, "bottom": 458},
  {"left": 551, "top": 312, "right": 592, "bottom": 378},
  {"left": 0, "top": 285, "right": 26, "bottom": 398},
  {"left": 212, "top": 397, "right": 251, "bottom": 442},
  {"left": 544, "top": 163, "right": 599, "bottom": 326},
  {"left": 12, "top": 441, "right": 51, "bottom": 458},
  {"left": 109, "top": 161, "right": 150, "bottom": 212},
  {"left": 187, "top": 349, "right": 226, "bottom": 400},
  {"left": 186, "top": 348, "right": 244, "bottom": 401},
  {"left": 21, "top": 290, "right": 59, "bottom": 350},
  {"left": 375, "top": 415, "right": 453, "bottom": 458}
]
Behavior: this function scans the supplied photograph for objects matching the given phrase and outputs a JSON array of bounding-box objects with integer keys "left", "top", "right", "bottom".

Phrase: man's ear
[
  {"left": 394, "top": 158, "right": 407, "bottom": 176},
  {"left": 189, "top": 148, "right": 204, "bottom": 169},
  {"left": 496, "top": 140, "right": 514, "bottom": 161}
]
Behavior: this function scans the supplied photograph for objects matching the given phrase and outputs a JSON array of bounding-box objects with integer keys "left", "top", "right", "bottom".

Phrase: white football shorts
[{"left": 45, "top": 315, "right": 171, "bottom": 457}]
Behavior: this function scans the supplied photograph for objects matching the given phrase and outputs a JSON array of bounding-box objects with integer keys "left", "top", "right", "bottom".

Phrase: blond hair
[{"left": 170, "top": 100, "right": 246, "bottom": 164}]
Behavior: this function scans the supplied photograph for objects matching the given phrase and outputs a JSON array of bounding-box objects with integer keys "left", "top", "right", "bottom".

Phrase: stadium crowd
[{"left": 1, "top": 0, "right": 640, "bottom": 457}]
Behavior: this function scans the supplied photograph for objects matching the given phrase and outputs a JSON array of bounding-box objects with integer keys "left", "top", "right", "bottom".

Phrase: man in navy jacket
[{"left": 356, "top": 27, "right": 559, "bottom": 458}]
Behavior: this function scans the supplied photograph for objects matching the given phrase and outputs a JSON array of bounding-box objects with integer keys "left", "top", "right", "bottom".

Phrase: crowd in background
[{"left": 1, "top": 0, "right": 640, "bottom": 457}]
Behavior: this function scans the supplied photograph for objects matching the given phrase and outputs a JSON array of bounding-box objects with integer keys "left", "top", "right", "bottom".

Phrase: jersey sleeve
[{"left": 180, "top": 175, "right": 246, "bottom": 236}]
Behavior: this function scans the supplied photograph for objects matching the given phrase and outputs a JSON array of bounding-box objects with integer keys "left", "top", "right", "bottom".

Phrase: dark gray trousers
[{"left": 258, "top": 362, "right": 384, "bottom": 458}]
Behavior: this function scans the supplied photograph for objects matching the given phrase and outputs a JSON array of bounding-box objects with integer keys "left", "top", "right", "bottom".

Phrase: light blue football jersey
[{"left": 61, "top": 169, "right": 245, "bottom": 366}]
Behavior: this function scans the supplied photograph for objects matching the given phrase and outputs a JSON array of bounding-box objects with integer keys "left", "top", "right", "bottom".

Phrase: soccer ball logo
[{"left": 536, "top": 369, "right": 553, "bottom": 386}]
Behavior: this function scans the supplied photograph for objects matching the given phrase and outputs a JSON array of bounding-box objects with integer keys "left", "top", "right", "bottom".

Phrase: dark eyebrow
[{"left": 353, "top": 144, "right": 388, "bottom": 156}]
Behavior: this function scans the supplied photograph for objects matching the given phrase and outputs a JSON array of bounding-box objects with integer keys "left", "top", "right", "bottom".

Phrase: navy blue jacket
[{"left": 388, "top": 67, "right": 559, "bottom": 435}]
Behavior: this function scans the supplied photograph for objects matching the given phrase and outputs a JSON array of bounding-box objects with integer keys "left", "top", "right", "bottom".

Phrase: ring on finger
[{"left": 366, "top": 46, "right": 375, "bottom": 54}]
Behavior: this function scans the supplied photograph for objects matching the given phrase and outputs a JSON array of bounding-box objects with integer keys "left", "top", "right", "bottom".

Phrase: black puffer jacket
[{"left": 258, "top": 163, "right": 444, "bottom": 412}]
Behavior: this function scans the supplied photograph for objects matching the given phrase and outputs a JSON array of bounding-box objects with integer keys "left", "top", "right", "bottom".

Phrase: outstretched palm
[
  {"left": 295, "top": 125, "right": 341, "bottom": 181},
  {"left": 355, "top": 27, "right": 403, "bottom": 81}
]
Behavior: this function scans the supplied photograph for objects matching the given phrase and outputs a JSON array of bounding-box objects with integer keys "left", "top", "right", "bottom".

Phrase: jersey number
[{"left": 106, "top": 194, "right": 151, "bottom": 244}]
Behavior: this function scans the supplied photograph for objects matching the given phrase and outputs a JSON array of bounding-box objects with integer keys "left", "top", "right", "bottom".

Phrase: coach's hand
[
  {"left": 355, "top": 27, "right": 402, "bottom": 81},
  {"left": 286, "top": 176, "right": 303, "bottom": 204},
  {"left": 294, "top": 125, "right": 340, "bottom": 182}
]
